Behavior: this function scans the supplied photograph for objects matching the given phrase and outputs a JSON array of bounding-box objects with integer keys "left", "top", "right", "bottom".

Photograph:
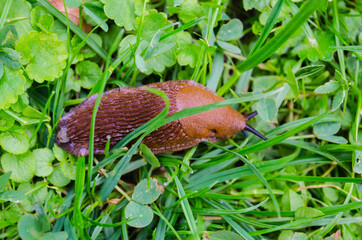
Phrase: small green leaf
[
  {"left": 101, "top": 0, "right": 136, "bottom": 31},
  {"left": 75, "top": 61, "right": 101, "bottom": 89},
  {"left": 30, "top": 6, "right": 54, "bottom": 31},
  {"left": 125, "top": 201, "right": 153, "bottom": 228},
  {"left": 313, "top": 122, "right": 341, "bottom": 136},
  {"left": 33, "top": 148, "right": 54, "bottom": 177},
  {"left": 331, "top": 90, "right": 345, "bottom": 111},
  {"left": 217, "top": 19, "right": 243, "bottom": 41},
  {"left": 0, "top": 67, "right": 26, "bottom": 110},
  {"left": 18, "top": 215, "right": 42, "bottom": 240},
  {"left": 323, "top": 185, "right": 339, "bottom": 202},
  {"left": 286, "top": 67, "right": 299, "bottom": 99},
  {"left": 132, "top": 178, "right": 162, "bottom": 204},
  {"left": 177, "top": 0, "right": 203, "bottom": 24},
  {"left": 334, "top": 70, "right": 348, "bottom": 85},
  {"left": 0, "top": 190, "right": 26, "bottom": 203},
  {"left": 1, "top": 152, "right": 35, "bottom": 183},
  {"left": 314, "top": 80, "right": 341, "bottom": 94},
  {"left": 47, "top": 166, "right": 71, "bottom": 187},
  {"left": 140, "top": 143, "right": 160, "bottom": 167},
  {"left": 0, "top": 48, "right": 22, "bottom": 69},
  {"left": 289, "top": 232, "right": 308, "bottom": 240},
  {"left": 0, "top": 128, "right": 30, "bottom": 154},
  {"left": 209, "top": 230, "right": 243, "bottom": 240},
  {"left": 243, "top": 0, "right": 270, "bottom": 11},
  {"left": 53, "top": 144, "right": 68, "bottom": 162},
  {"left": 176, "top": 39, "right": 203, "bottom": 68},
  {"left": 0, "top": 25, "right": 18, "bottom": 48},
  {"left": 15, "top": 31, "right": 68, "bottom": 83},
  {"left": 295, "top": 65, "right": 324, "bottom": 80},
  {"left": 217, "top": 40, "right": 241, "bottom": 54},
  {"left": 135, "top": 52, "right": 147, "bottom": 73},
  {"left": 256, "top": 97, "right": 277, "bottom": 122},
  {"left": 60, "top": 158, "right": 77, "bottom": 180},
  {"left": 353, "top": 151, "right": 362, "bottom": 174},
  {"left": 0, "top": 172, "right": 11, "bottom": 190},
  {"left": 295, "top": 206, "right": 324, "bottom": 220},
  {"left": 317, "top": 135, "right": 348, "bottom": 144},
  {"left": 0, "top": 110, "right": 15, "bottom": 131},
  {"left": 39, "top": 232, "right": 69, "bottom": 240}
]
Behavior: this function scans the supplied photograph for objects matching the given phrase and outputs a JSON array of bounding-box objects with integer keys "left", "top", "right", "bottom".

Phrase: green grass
[{"left": 0, "top": 0, "right": 361, "bottom": 239}]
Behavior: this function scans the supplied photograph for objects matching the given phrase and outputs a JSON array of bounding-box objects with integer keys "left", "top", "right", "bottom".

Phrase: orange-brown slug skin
[{"left": 55, "top": 80, "right": 247, "bottom": 157}]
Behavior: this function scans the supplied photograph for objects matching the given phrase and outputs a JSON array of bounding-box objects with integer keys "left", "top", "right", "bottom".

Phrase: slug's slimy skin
[{"left": 56, "top": 80, "right": 264, "bottom": 157}]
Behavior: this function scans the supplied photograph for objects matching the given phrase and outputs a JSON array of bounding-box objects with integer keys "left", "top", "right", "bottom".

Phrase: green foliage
[
  {"left": 1, "top": 152, "right": 35, "bottom": 183},
  {"left": 0, "top": 0, "right": 361, "bottom": 239},
  {"left": 16, "top": 31, "right": 67, "bottom": 83}
]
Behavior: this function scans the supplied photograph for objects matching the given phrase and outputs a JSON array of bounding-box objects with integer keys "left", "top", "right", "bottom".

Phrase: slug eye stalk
[{"left": 244, "top": 111, "right": 268, "bottom": 141}]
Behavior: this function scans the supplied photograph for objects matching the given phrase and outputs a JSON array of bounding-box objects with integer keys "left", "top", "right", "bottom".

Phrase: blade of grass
[
  {"left": 37, "top": 0, "right": 107, "bottom": 60},
  {"left": 217, "top": 0, "right": 322, "bottom": 95},
  {"left": 0, "top": 0, "right": 13, "bottom": 29},
  {"left": 250, "top": 0, "right": 284, "bottom": 55},
  {"left": 73, "top": 156, "right": 85, "bottom": 238},
  {"left": 173, "top": 174, "right": 200, "bottom": 240},
  {"left": 86, "top": 29, "right": 124, "bottom": 193},
  {"left": 207, "top": 142, "right": 281, "bottom": 217}
]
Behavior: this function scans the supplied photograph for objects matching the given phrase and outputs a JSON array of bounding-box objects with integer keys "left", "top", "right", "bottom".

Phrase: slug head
[{"left": 176, "top": 83, "right": 268, "bottom": 142}]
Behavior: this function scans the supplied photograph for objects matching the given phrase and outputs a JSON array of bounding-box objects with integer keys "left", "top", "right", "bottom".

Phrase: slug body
[{"left": 56, "top": 80, "right": 264, "bottom": 157}]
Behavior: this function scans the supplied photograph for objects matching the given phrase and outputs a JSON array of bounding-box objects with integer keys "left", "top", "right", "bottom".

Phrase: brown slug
[{"left": 55, "top": 80, "right": 267, "bottom": 157}]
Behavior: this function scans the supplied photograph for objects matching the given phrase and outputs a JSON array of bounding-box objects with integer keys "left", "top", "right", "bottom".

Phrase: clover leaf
[
  {"left": 135, "top": 10, "right": 173, "bottom": 40},
  {"left": 0, "top": 67, "right": 26, "bottom": 110},
  {"left": 1, "top": 152, "right": 36, "bottom": 183},
  {"left": 0, "top": 128, "right": 30, "bottom": 154},
  {"left": 75, "top": 61, "right": 101, "bottom": 89},
  {"left": 243, "top": 0, "right": 270, "bottom": 11},
  {"left": 177, "top": 0, "right": 203, "bottom": 24},
  {"left": 101, "top": 0, "right": 136, "bottom": 31},
  {"left": 217, "top": 19, "right": 244, "bottom": 41},
  {"left": 0, "top": 111, "right": 15, "bottom": 131},
  {"left": 292, "top": 30, "right": 335, "bottom": 62},
  {"left": 30, "top": 6, "right": 54, "bottom": 32},
  {"left": 48, "top": 166, "right": 71, "bottom": 187},
  {"left": 33, "top": 148, "right": 54, "bottom": 177},
  {"left": 15, "top": 31, "right": 67, "bottom": 83}
]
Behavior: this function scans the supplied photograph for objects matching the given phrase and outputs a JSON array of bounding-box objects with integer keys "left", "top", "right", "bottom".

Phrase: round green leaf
[
  {"left": 0, "top": 110, "right": 15, "bottom": 131},
  {"left": 217, "top": 40, "right": 241, "bottom": 54},
  {"left": 125, "top": 201, "right": 153, "bottom": 228},
  {"left": 0, "top": 67, "right": 26, "bottom": 110},
  {"left": 256, "top": 97, "right": 277, "bottom": 122},
  {"left": 33, "top": 148, "right": 54, "bottom": 177},
  {"left": 295, "top": 206, "right": 324, "bottom": 220},
  {"left": 75, "top": 61, "right": 101, "bottom": 89},
  {"left": 1, "top": 152, "right": 35, "bottom": 183},
  {"left": 0, "top": 190, "right": 26, "bottom": 203},
  {"left": 60, "top": 159, "right": 76, "bottom": 180},
  {"left": 317, "top": 135, "right": 348, "bottom": 144},
  {"left": 18, "top": 215, "right": 42, "bottom": 240},
  {"left": 313, "top": 122, "right": 341, "bottom": 136},
  {"left": 209, "top": 230, "right": 244, "bottom": 240},
  {"left": 0, "top": 128, "right": 30, "bottom": 154},
  {"left": 217, "top": 19, "right": 244, "bottom": 41},
  {"left": 53, "top": 144, "right": 68, "bottom": 162},
  {"left": 47, "top": 166, "right": 71, "bottom": 187},
  {"left": 132, "top": 178, "right": 162, "bottom": 204},
  {"left": 314, "top": 80, "right": 341, "bottom": 94},
  {"left": 102, "top": 0, "right": 136, "bottom": 31},
  {"left": 39, "top": 232, "right": 69, "bottom": 240},
  {"left": 15, "top": 31, "right": 68, "bottom": 83}
]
